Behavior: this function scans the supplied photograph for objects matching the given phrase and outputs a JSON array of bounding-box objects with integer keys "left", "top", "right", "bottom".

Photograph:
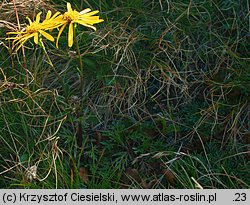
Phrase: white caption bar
[{"left": 0, "top": 189, "right": 249, "bottom": 205}]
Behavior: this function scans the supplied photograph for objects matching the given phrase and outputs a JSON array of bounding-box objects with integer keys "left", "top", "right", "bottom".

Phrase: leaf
[
  {"left": 121, "top": 168, "right": 159, "bottom": 188},
  {"left": 79, "top": 167, "right": 89, "bottom": 183},
  {"left": 20, "top": 153, "right": 29, "bottom": 162},
  {"left": 121, "top": 168, "right": 144, "bottom": 188},
  {"left": 162, "top": 169, "right": 176, "bottom": 186},
  {"left": 146, "top": 179, "right": 159, "bottom": 188}
]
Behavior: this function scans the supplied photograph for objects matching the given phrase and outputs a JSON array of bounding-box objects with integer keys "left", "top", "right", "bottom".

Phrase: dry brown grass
[{"left": 0, "top": 0, "right": 55, "bottom": 30}]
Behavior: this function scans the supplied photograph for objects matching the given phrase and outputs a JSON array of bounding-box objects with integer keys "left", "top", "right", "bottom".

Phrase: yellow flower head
[
  {"left": 56, "top": 2, "right": 104, "bottom": 48},
  {"left": 6, "top": 11, "right": 61, "bottom": 51}
]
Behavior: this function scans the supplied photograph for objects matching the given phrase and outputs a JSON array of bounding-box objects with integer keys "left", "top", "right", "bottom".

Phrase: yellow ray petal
[
  {"left": 43, "top": 15, "right": 65, "bottom": 31},
  {"left": 12, "top": 33, "right": 35, "bottom": 48},
  {"left": 13, "top": 37, "right": 28, "bottom": 47},
  {"left": 12, "top": 33, "right": 32, "bottom": 43},
  {"left": 26, "top": 17, "right": 32, "bottom": 25},
  {"left": 6, "top": 31, "right": 25, "bottom": 35},
  {"left": 79, "top": 8, "right": 91, "bottom": 15},
  {"left": 76, "top": 20, "right": 97, "bottom": 30},
  {"left": 67, "top": 2, "right": 73, "bottom": 12},
  {"left": 78, "top": 17, "right": 104, "bottom": 24},
  {"left": 39, "top": 30, "right": 54, "bottom": 41},
  {"left": 46, "top": 10, "right": 52, "bottom": 20},
  {"left": 52, "top": 12, "right": 61, "bottom": 19},
  {"left": 68, "top": 22, "right": 74, "bottom": 47},
  {"left": 6, "top": 35, "right": 25, "bottom": 41},
  {"left": 81, "top": 10, "right": 99, "bottom": 17},
  {"left": 36, "top": 12, "right": 42, "bottom": 23},
  {"left": 56, "top": 23, "right": 67, "bottom": 48},
  {"left": 34, "top": 33, "right": 39, "bottom": 44},
  {"left": 13, "top": 39, "right": 26, "bottom": 49},
  {"left": 15, "top": 39, "right": 28, "bottom": 51}
]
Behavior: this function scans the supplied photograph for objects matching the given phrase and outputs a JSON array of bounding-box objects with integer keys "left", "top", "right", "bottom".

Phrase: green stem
[
  {"left": 74, "top": 31, "right": 84, "bottom": 100},
  {"left": 74, "top": 27, "right": 84, "bottom": 148},
  {"left": 40, "top": 40, "right": 65, "bottom": 92}
]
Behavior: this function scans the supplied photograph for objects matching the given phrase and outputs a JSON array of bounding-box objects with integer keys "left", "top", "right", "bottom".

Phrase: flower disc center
[
  {"left": 26, "top": 22, "right": 41, "bottom": 33},
  {"left": 63, "top": 10, "right": 79, "bottom": 22}
]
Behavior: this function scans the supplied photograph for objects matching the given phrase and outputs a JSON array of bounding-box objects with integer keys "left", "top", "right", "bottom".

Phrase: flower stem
[
  {"left": 40, "top": 40, "right": 65, "bottom": 92},
  {"left": 75, "top": 32, "right": 84, "bottom": 99},
  {"left": 74, "top": 28, "right": 84, "bottom": 148}
]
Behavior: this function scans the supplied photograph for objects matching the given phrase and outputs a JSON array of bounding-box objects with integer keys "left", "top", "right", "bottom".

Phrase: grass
[{"left": 0, "top": 0, "right": 249, "bottom": 188}]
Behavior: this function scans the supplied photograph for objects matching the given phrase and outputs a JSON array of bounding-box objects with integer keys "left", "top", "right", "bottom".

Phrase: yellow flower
[
  {"left": 6, "top": 11, "right": 61, "bottom": 51},
  {"left": 56, "top": 2, "right": 104, "bottom": 48}
]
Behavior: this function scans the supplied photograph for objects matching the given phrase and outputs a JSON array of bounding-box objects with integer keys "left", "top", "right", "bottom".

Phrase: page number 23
[{"left": 234, "top": 193, "right": 246, "bottom": 201}]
